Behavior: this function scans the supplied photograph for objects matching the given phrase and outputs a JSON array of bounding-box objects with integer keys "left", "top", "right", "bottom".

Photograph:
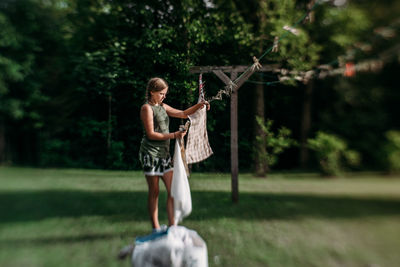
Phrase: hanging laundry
[
  {"left": 185, "top": 74, "right": 213, "bottom": 164},
  {"left": 185, "top": 105, "right": 213, "bottom": 164},
  {"left": 172, "top": 140, "right": 192, "bottom": 224}
]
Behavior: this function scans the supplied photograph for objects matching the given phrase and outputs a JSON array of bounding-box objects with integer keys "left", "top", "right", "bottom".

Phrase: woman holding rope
[{"left": 139, "top": 77, "right": 210, "bottom": 233}]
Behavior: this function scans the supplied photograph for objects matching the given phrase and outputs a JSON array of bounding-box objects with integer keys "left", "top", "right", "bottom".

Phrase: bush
[
  {"left": 107, "top": 141, "right": 126, "bottom": 169},
  {"left": 39, "top": 139, "right": 74, "bottom": 167},
  {"left": 39, "top": 138, "right": 101, "bottom": 168},
  {"left": 384, "top": 130, "right": 400, "bottom": 173},
  {"left": 255, "top": 117, "right": 297, "bottom": 171},
  {"left": 308, "top": 131, "right": 360, "bottom": 176}
]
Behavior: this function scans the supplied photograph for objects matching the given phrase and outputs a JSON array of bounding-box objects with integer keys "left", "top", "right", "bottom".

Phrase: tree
[
  {"left": 1, "top": 0, "right": 398, "bottom": 172},
  {"left": 0, "top": 0, "right": 71, "bottom": 164}
]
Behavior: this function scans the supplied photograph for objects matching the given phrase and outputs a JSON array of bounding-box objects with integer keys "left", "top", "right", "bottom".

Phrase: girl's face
[{"left": 150, "top": 87, "right": 168, "bottom": 104}]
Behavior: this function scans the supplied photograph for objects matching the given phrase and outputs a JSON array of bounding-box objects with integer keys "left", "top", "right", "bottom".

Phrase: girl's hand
[
  {"left": 175, "top": 130, "right": 187, "bottom": 139},
  {"left": 200, "top": 100, "right": 210, "bottom": 111}
]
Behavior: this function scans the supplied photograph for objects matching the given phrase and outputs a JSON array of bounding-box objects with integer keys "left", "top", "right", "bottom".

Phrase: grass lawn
[{"left": 0, "top": 167, "right": 399, "bottom": 267}]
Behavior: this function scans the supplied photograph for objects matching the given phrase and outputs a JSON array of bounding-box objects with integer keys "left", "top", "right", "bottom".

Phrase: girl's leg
[
  {"left": 161, "top": 170, "right": 175, "bottom": 226},
  {"left": 145, "top": 175, "right": 160, "bottom": 229}
]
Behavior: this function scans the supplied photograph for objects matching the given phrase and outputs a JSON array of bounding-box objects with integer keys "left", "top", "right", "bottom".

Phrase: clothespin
[
  {"left": 251, "top": 56, "right": 262, "bottom": 71},
  {"left": 319, "top": 71, "right": 328, "bottom": 79},
  {"left": 354, "top": 42, "right": 372, "bottom": 52},
  {"left": 228, "top": 80, "right": 237, "bottom": 92},
  {"left": 304, "top": 0, "right": 315, "bottom": 23},
  {"left": 374, "top": 27, "right": 396, "bottom": 39},
  {"left": 283, "top": 25, "right": 300, "bottom": 36},
  {"left": 278, "top": 76, "right": 291, "bottom": 82},
  {"left": 370, "top": 60, "right": 383, "bottom": 72},
  {"left": 318, "top": 64, "right": 333, "bottom": 71},
  {"left": 303, "top": 70, "right": 314, "bottom": 84},
  {"left": 304, "top": 12, "right": 314, "bottom": 24},
  {"left": 280, "top": 68, "right": 289, "bottom": 76},
  {"left": 338, "top": 56, "right": 345, "bottom": 68},
  {"left": 344, "top": 62, "right": 355, "bottom": 77},
  {"left": 272, "top": 36, "right": 279, "bottom": 53}
]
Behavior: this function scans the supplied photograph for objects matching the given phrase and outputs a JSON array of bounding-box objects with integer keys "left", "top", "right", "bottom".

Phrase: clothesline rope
[
  {"left": 245, "top": 19, "right": 400, "bottom": 85},
  {"left": 206, "top": 0, "right": 321, "bottom": 102}
]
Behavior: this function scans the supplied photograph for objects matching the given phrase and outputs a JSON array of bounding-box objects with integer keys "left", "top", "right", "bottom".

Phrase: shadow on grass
[
  {"left": 1, "top": 190, "right": 399, "bottom": 224},
  {"left": 191, "top": 192, "right": 400, "bottom": 221},
  {"left": 0, "top": 233, "right": 119, "bottom": 248}
]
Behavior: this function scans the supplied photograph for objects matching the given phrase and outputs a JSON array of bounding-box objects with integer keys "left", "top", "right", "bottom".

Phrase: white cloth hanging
[{"left": 171, "top": 140, "right": 192, "bottom": 224}]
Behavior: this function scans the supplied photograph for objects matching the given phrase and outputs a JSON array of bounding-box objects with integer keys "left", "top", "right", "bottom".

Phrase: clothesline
[
  {"left": 204, "top": 2, "right": 399, "bottom": 96},
  {"left": 245, "top": 21, "right": 400, "bottom": 86},
  {"left": 246, "top": 51, "right": 397, "bottom": 85},
  {"left": 205, "top": 0, "right": 321, "bottom": 102}
]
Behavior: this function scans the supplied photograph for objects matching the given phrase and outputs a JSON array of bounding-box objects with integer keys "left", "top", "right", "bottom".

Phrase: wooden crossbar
[{"left": 189, "top": 64, "right": 280, "bottom": 73}]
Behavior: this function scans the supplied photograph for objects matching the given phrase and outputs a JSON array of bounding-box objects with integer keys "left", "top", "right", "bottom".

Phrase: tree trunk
[
  {"left": 107, "top": 94, "right": 112, "bottom": 151},
  {"left": 253, "top": 1, "right": 269, "bottom": 177},
  {"left": 254, "top": 81, "right": 268, "bottom": 177},
  {"left": 299, "top": 80, "right": 313, "bottom": 168},
  {"left": 0, "top": 120, "right": 4, "bottom": 164}
]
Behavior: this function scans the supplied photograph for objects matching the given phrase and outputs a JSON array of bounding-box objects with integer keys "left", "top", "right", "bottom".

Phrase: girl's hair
[{"left": 145, "top": 77, "right": 168, "bottom": 103}]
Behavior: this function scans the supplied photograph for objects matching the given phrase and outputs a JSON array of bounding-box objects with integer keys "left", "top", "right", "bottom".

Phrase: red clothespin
[{"left": 344, "top": 62, "right": 355, "bottom": 77}]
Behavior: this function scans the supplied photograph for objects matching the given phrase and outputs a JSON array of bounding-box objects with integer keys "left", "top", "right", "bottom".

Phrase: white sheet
[{"left": 171, "top": 140, "right": 192, "bottom": 224}]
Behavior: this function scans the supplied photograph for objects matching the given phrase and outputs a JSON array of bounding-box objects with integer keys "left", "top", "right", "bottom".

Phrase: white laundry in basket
[{"left": 132, "top": 226, "right": 208, "bottom": 267}]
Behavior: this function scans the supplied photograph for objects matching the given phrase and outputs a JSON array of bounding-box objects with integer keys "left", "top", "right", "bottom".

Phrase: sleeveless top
[{"left": 139, "top": 103, "right": 170, "bottom": 158}]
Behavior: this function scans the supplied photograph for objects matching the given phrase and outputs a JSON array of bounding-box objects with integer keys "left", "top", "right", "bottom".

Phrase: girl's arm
[
  {"left": 141, "top": 104, "right": 183, "bottom": 140},
  {"left": 163, "top": 101, "right": 210, "bottom": 119}
]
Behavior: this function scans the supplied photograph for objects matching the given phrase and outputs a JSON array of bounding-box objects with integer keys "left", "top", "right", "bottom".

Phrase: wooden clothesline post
[
  {"left": 189, "top": 64, "right": 279, "bottom": 203},
  {"left": 230, "top": 71, "right": 238, "bottom": 203}
]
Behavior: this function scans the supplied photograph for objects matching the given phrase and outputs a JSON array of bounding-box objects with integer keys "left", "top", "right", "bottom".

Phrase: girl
[{"left": 139, "top": 77, "right": 210, "bottom": 232}]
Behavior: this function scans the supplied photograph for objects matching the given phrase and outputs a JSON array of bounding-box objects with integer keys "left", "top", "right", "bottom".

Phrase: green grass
[{"left": 0, "top": 167, "right": 399, "bottom": 267}]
